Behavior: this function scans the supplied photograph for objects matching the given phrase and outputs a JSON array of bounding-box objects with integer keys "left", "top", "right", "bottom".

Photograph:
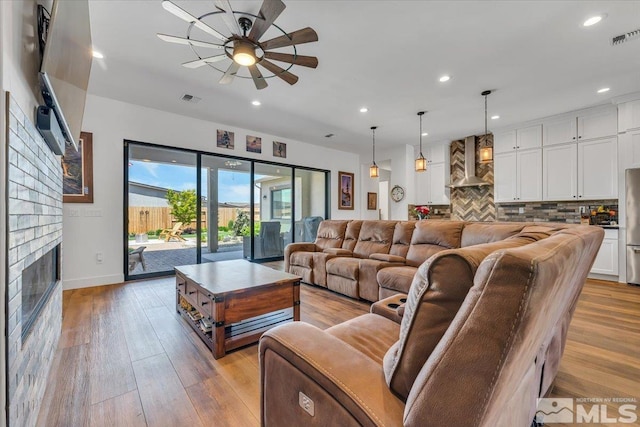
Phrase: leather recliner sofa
[{"left": 261, "top": 222, "right": 603, "bottom": 426}]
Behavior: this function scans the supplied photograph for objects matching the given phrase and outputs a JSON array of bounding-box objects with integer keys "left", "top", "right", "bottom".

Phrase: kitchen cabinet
[
  {"left": 542, "top": 136, "right": 617, "bottom": 201},
  {"left": 578, "top": 137, "right": 618, "bottom": 200},
  {"left": 543, "top": 143, "right": 578, "bottom": 201},
  {"left": 416, "top": 162, "right": 449, "bottom": 205},
  {"left": 543, "top": 106, "right": 617, "bottom": 146},
  {"left": 618, "top": 99, "right": 640, "bottom": 132},
  {"left": 494, "top": 126, "right": 542, "bottom": 153},
  {"left": 494, "top": 149, "right": 542, "bottom": 202},
  {"left": 590, "top": 229, "right": 619, "bottom": 276},
  {"left": 424, "top": 143, "right": 447, "bottom": 164}
]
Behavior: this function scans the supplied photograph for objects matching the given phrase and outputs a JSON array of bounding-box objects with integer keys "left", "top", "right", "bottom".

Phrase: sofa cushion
[
  {"left": 377, "top": 266, "right": 417, "bottom": 294},
  {"left": 326, "top": 313, "right": 400, "bottom": 364},
  {"left": 342, "top": 220, "right": 363, "bottom": 252},
  {"left": 352, "top": 220, "right": 397, "bottom": 258},
  {"left": 405, "top": 220, "right": 465, "bottom": 267},
  {"left": 315, "top": 220, "right": 349, "bottom": 250},
  {"left": 326, "top": 257, "right": 359, "bottom": 280},
  {"left": 383, "top": 235, "right": 546, "bottom": 400},
  {"left": 290, "top": 251, "right": 314, "bottom": 268},
  {"left": 370, "top": 253, "right": 406, "bottom": 263},
  {"left": 389, "top": 221, "right": 416, "bottom": 258}
]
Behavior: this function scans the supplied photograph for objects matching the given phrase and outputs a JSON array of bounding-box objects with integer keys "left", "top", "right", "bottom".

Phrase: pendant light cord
[
  {"left": 371, "top": 126, "right": 377, "bottom": 164},
  {"left": 419, "top": 114, "right": 423, "bottom": 155},
  {"left": 484, "top": 94, "right": 488, "bottom": 140}
]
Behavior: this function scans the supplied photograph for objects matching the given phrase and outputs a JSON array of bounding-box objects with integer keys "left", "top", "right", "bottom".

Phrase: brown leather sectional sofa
[{"left": 262, "top": 220, "right": 604, "bottom": 426}]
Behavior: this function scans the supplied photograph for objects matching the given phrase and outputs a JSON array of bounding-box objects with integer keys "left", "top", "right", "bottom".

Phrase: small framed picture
[
  {"left": 273, "top": 141, "right": 287, "bottom": 158},
  {"left": 246, "top": 135, "right": 261, "bottom": 153},
  {"left": 338, "top": 171, "right": 354, "bottom": 210},
  {"left": 217, "top": 129, "right": 234, "bottom": 149},
  {"left": 62, "top": 131, "right": 93, "bottom": 203},
  {"left": 367, "top": 192, "right": 377, "bottom": 210}
]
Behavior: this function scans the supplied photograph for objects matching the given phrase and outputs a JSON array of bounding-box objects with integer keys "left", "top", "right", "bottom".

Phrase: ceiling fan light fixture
[{"left": 233, "top": 40, "right": 256, "bottom": 66}]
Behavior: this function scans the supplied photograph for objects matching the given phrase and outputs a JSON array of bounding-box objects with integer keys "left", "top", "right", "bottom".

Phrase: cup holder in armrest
[
  {"left": 400, "top": 298, "right": 407, "bottom": 303},
  {"left": 387, "top": 303, "right": 400, "bottom": 309}
]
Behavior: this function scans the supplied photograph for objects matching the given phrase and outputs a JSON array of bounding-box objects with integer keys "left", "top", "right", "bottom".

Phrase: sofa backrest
[
  {"left": 352, "top": 220, "right": 397, "bottom": 258},
  {"left": 405, "top": 220, "right": 465, "bottom": 267},
  {"left": 389, "top": 221, "right": 416, "bottom": 258},
  {"left": 402, "top": 225, "right": 604, "bottom": 427},
  {"left": 383, "top": 233, "right": 547, "bottom": 400},
  {"left": 461, "top": 222, "right": 526, "bottom": 247},
  {"left": 341, "top": 220, "right": 363, "bottom": 252},
  {"left": 314, "top": 220, "right": 349, "bottom": 250}
]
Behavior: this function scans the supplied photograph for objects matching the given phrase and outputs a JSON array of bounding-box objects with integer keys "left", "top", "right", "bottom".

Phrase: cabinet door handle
[
  {"left": 578, "top": 195, "right": 582, "bottom": 198},
  {"left": 188, "top": 291, "right": 196, "bottom": 295},
  {"left": 573, "top": 137, "right": 576, "bottom": 140},
  {"left": 578, "top": 136, "right": 582, "bottom": 139},
  {"left": 573, "top": 195, "right": 576, "bottom": 198},
  {"left": 513, "top": 146, "right": 516, "bottom": 149},
  {"left": 633, "top": 248, "right": 640, "bottom": 253},
  {"left": 201, "top": 301, "right": 209, "bottom": 306}
]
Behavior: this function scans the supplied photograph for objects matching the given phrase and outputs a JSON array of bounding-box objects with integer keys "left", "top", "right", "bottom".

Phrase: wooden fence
[{"left": 128, "top": 206, "right": 260, "bottom": 234}]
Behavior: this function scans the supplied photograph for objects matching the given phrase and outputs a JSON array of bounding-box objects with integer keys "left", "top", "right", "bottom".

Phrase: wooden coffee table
[{"left": 175, "top": 260, "right": 301, "bottom": 359}]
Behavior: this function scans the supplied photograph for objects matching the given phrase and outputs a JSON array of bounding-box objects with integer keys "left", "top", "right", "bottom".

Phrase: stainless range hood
[{"left": 448, "top": 136, "right": 491, "bottom": 188}]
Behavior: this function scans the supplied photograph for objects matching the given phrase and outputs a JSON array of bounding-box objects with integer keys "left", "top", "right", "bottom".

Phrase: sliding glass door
[
  {"left": 126, "top": 144, "right": 197, "bottom": 278},
  {"left": 125, "top": 141, "right": 329, "bottom": 278}
]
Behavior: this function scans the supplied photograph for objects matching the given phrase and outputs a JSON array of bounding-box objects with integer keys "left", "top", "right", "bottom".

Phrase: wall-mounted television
[{"left": 39, "top": 0, "right": 92, "bottom": 153}]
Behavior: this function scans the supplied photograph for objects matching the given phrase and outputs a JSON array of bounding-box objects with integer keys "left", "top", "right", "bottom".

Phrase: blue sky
[{"left": 129, "top": 161, "right": 251, "bottom": 203}]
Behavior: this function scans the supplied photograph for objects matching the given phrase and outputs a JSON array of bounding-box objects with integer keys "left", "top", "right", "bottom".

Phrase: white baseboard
[{"left": 63, "top": 274, "right": 124, "bottom": 290}]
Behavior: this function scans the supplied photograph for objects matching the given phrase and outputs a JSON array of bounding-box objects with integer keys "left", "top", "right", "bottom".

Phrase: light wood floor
[{"left": 36, "top": 268, "right": 639, "bottom": 426}]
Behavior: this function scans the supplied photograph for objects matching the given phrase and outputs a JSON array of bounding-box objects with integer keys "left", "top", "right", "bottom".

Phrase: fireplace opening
[{"left": 21, "top": 244, "right": 60, "bottom": 341}]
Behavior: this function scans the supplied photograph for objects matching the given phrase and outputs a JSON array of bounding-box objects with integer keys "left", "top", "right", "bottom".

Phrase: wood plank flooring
[{"left": 36, "top": 267, "right": 639, "bottom": 427}]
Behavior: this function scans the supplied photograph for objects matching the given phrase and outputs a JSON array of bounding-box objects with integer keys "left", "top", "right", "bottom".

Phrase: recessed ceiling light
[
  {"left": 360, "top": 107, "right": 368, "bottom": 113},
  {"left": 597, "top": 87, "right": 610, "bottom": 93},
  {"left": 171, "top": 160, "right": 177, "bottom": 163},
  {"left": 142, "top": 159, "right": 151, "bottom": 162},
  {"left": 251, "top": 100, "right": 261, "bottom": 106},
  {"left": 92, "top": 50, "right": 104, "bottom": 59},
  {"left": 439, "top": 75, "right": 451, "bottom": 82},
  {"left": 583, "top": 14, "right": 606, "bottom": 27},
  {"left": 491, "top": 115, "right": 500, "bottom": 120},
  {"left": 421, "top": 132, "right": 428, "bottom": 136}
]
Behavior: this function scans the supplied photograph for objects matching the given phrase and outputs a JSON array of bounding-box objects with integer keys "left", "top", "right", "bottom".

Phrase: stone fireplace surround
[{"left": 6, "top": 94, "right": 63, "bottom": 426}]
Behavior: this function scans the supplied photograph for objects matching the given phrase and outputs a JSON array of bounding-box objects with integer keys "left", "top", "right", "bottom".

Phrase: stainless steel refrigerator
[{"left": 627, "top": 168, "right": 640, "bottom": 285}]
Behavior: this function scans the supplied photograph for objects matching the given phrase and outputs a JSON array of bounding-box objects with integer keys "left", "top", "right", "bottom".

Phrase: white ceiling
[{"left": 88, "top": 1, "right": 640, "bottom": 156}]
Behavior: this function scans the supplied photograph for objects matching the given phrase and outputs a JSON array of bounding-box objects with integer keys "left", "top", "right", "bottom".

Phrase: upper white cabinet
[
  {"left": 543, "top": 143, "right": 578, "bottom": 201},
  {"left": 618, "top": 99, "right": 640, "bottom": 132},
  {"left": 543, "top": 106, "right": 617, "bottom": 146},
  {"left": 415, "top": 143, "right": 449, "bottom": 205},
  {"left": 578, "top": 137, "right": 618, "bottom": 200},
  {"left": 494, "top": 126, "right": 542, "bottom": 153},
  {"left": 494, "top": 149, "right": 542, "bottom": 202}
]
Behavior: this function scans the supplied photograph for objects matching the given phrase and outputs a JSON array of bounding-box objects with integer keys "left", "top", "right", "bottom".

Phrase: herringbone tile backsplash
[{"left": 450, "top": 135, "right": 496, "bottom": 221}]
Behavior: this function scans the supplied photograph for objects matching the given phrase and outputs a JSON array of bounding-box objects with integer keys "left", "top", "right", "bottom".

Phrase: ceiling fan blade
[
  {"left": 161, "top": 0, "right": 227, "bottom": 42},
  {"left": 219, "top": 62, "right": 241, "bottom": 84},
  {"left": 248, "top": 65, "right": 268, "bottom": 90},
  {"left": 248, "top": 0, "right": 286, "bottom": 42},
  {"left": 157, "top": 34, "right": 224, "bottom": 49},
  {"left": 264, "top": 52, "right": 318, "bottom": 68},
  {"left": 182, "top": 55, "right": 227, "bottom": 69},
  {"left": 259, "top": 59, "right": 298, "bottom": 85},
  {"left": 214, "top": 0, "right": 242, "bottom": 36},
  {"left": 260, "top": 27, "right": 318, "bottom": 50}
]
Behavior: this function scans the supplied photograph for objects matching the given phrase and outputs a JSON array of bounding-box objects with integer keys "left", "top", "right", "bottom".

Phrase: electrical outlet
[
  {"left": 518, "top": 207, "right": 525, "bottom": 214},
  {"left": 96, "top": 252, "right": 103, "bottom": 264},
  {"left": 68, "top": 208, "right": 80, "bottom": 217},
  {"left": 85, "top": 208, "right": 103, "bottom": 217}
]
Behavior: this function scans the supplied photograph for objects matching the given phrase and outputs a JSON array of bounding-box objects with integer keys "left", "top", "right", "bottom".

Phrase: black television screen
[{"left": 39, "top": 0, "right": 92, "bottom": 151}]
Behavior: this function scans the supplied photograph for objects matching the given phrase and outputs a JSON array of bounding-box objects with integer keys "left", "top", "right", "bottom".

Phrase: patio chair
[
  {"left": 159, "top": 222, "right": 185, "bottom": 242},
  {"left": 128, "top": 246, "right": 147, "bottom": 272},
  {"left": 260, "top": 221, "right": 283, "bottom": 258}
]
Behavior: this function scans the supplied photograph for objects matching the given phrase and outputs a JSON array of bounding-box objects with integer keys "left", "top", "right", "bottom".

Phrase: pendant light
[
  {"left": 370, "top": 126, "right": 379, "bottom": 178},
  {"left": 480, "top": 90, "right": 493, "bottom": 163},
  {"left": 415, "top": 111, "right": 427, "bottom": 172}
]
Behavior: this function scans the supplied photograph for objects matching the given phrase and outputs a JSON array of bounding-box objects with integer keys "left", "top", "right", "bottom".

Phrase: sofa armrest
[
  {"left": 260, "top": 322, "right": 404, "bottom": 427},
  {"left": 284, "top": 243, "right": 317, "bottom": 271},
  {"left": 323, "top": 248, "right": 353, "bottom": 256},
  {"left": 370, "top": 253, "right": 406, "bottom": 264}
]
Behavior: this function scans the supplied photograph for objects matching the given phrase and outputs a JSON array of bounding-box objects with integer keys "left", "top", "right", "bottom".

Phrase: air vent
[
  {"left": 324, "top": 133, "right": 335, "bottom": 138},
  {"left": 180, "top": 93, "right": 202, "bottom": 103},
  {"left": 612, "top": 28, "right": 640, "bottom": 46}
]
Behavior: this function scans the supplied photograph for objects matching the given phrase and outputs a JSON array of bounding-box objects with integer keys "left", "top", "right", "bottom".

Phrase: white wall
[
  {"left": 375, "top": 145, "right": 415, "bottom": 220},
  {"left": 64, "top": 94, "right": 362, "bottom": 289}
]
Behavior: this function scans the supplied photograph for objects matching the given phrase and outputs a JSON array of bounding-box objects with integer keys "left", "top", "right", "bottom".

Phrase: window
[{"left": 271, "top": 187, "right": 292, "bottom": 219}]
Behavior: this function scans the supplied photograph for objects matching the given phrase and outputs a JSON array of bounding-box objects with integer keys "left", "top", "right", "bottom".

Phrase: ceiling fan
[{"left": 157, "top": 0, "right": 319, "bottom": 90}]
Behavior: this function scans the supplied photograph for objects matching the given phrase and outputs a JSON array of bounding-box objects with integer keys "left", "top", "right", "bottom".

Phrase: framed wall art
[
  {"left": 338, "top": 171, "right": 354, "bottom": 210},
  {"left": 62, "top": 131, "right": 93, "bottom": 203},
  {"left": 217, "top": 129, "right": 234, "bottom": 149},
  {"left": 246, "top": 135, "right": 261, "bottom": 153},
  {"left": 273, "top": 141, "right": 287, "bottom": 158},
  {"left": 367, "top": 192, "right": 377, "bottom": 210}
]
